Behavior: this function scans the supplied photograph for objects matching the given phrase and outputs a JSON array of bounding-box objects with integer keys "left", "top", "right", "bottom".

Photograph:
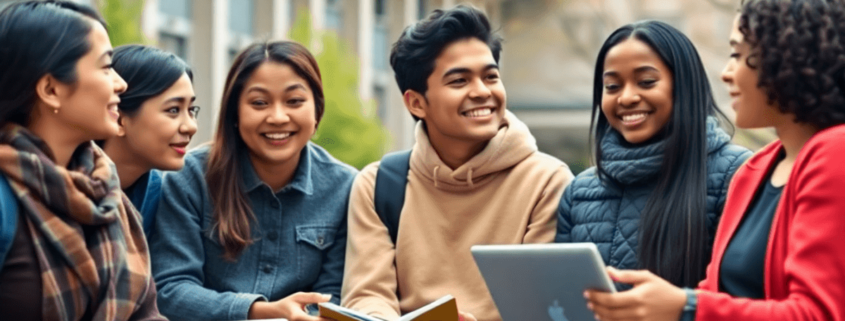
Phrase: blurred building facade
[
  {"left": 0, "top": 0, "right": 770, "bottom": 174},
  {"left": 145, "top": 0, "right": 504, "bottom": 151}
]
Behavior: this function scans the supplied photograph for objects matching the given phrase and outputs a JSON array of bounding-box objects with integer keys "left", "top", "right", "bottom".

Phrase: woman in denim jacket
[{"left": 150, "top": 41, "right": 357, "bottom": 321}]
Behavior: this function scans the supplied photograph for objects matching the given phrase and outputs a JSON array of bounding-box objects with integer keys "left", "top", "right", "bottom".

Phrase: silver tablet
[{"left": 471, "top": 243, "right": 616, "bottom": 321}]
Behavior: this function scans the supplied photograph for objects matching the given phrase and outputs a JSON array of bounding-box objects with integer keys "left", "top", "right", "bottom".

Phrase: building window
[
  {"left": 228, "top": 0, "right": 255, "bottom": 67},
  {"left": 373, "top": 0, "right": 388, "bottom": 71},
  {"left": 374, "top": 85, "right": 387, "bottom": 121},
  {"left": 159, "top": 0, "right": 192, "bottom": 19},
  {"left": 159, "top": 33, "right": 188, "bottom": 61},
  {"left": 418, "top": 0, "right": 428, "bottom": 20},
  {"left": 325, "top": 0, "right": 342, "bottom": 32},
  {"left": 375, "top": 0, "right": 386, "bottom": 16},
  {"left": 157, "top": 0, "right": 192, "bottom": 63},
  {"left": 229, "top": 0, "right": 254, "bottom": 35}
]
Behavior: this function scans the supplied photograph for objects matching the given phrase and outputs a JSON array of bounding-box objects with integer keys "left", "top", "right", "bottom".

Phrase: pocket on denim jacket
[{"left": 295, "top": 225, "right": 336, "bottom": 281}]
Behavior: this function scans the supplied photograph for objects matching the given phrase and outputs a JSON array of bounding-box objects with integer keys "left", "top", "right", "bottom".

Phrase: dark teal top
[
  {"left": 124, "top": 169, "right": 162, "bottom": 238},
  {"left": 719, "top": 158, "right": 783, "bottom": 299}
]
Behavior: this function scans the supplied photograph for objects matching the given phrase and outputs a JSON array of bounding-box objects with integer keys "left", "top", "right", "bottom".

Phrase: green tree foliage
[
  {"left": 289, "top": 9, "right": 390, "bottom": 169},
  {"left": 99, "top": 0, "right": 147, "bottom": 47}
]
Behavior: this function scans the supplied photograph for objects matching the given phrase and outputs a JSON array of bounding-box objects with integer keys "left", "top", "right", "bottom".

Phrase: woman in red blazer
[{"left": 584, "top": 1, "right": 845, "bottom": 320}]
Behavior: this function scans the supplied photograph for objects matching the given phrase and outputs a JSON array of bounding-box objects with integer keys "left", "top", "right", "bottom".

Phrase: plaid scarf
[{"left": 0, "top": 124, "right": 165, "bottom": 321}]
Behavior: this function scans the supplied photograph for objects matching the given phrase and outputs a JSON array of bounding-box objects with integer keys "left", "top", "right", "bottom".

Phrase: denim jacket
[{"left": 150, "top": 142, "right": 357, "bottom": 321}]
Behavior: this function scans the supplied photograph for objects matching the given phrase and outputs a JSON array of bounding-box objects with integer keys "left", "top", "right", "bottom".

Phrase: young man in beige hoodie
[{"left": 341, "top": 5, "right": 574, "bottom": 321}]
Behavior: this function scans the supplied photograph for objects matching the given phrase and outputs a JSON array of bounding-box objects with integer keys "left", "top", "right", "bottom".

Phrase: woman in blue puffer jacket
[{"left": 555, "top": 20, "right": 752, "bottom": 289}]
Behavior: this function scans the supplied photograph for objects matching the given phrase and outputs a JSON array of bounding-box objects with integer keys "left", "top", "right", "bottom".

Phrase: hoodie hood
[{"left": 409, "top": 110, "right": 538, "bottom": 191}]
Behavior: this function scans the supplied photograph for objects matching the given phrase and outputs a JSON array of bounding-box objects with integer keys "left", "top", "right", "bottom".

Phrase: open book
[{"left": 318, "top": 295, "right": 458, "bottom": 321}]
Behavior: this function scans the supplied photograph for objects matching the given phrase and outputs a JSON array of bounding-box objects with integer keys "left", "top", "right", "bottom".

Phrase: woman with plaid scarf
[{"left": 0, "top": 1, "right": 166, "bottom": 320}]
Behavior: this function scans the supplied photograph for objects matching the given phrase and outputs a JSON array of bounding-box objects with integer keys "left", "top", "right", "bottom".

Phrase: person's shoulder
[
  {"left": 568, "top": 166, "right": 602, "bottom": 189},
  {"left": 710, "top": 142, "right": 752, "bottom": 160},
  {"left": 706, "top": 142, "right": 753, "bottom": 174},
  {"left": 805, "top": 124, "right": 845, "bottom": 150},
  {"left": 183, "top": 144, "right": 212, "bottom": 169},
  {"left": 797, "top": 124, "right": 845, "bottom": 163},
  {"left": 515, "top": 151, "right": 571, "bottom": 174},
  {"left": 308, "top": 142, "right": 359, "bottom": 183},
  {"left": 162, "top": 144, "right": 210, "bottom": 186}
]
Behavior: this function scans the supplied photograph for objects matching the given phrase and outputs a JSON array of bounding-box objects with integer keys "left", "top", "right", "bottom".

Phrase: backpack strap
[
  {"left": 0, "top": 174, "right": 19, "bottom": 268},
  {"left": 373, "top": 150, "right": 412, "bottom": 245}
]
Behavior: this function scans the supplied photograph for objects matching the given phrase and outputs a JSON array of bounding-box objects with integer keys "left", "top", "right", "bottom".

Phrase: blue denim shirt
[{"left": 150, "top": 142, "right": 357, "bottom": 321}]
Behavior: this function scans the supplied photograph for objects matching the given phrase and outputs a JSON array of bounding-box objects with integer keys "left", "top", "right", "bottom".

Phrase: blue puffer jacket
[{"left": 556, "top": 117, "right": 752, "bottom": 276}]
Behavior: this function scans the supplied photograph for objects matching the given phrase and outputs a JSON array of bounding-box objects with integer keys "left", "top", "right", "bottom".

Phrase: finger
[
  {"left": 607, "top": 267, "right": 653, "bottom": 286},
  {"left": 290, "top": 292, "right": 333, "bottom": 304},
  {"left": 590, "top": 302, "right": 642, "bottom": 321},
  {"left": 286, "top": 308, "right": 326, "bottom": 321},
  {"left": 585, "top": 290, "right": 640, "bottom": 310},
  {"left": 458, "top": 311, "right": 477, "bottom": 321}
]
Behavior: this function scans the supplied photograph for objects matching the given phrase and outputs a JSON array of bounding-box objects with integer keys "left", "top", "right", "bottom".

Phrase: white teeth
[
  {"left": 622, "top": 113, "right": 647, "bottom": 122},
  {"left": 464, "top": 108, "right": 493, "bottom": 118},
  {"left": 264, "top": 132, "right": 292, "bottom": 139}
]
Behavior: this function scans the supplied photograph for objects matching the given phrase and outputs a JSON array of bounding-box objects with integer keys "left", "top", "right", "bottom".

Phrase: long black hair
[
  {"left": 111, "top": 45, "right": 194, "bottom": 117},
  {"left": 590, "top": 20, "right": 730, "bottom": 287},
  {"left": 0, "top": 0, "right": 106, "bottom": 126}
]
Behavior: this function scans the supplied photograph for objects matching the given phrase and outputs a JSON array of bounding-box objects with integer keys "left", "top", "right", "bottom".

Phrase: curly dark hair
[{"left": 740, "top": 0, "right": 845, "bottom": 129}]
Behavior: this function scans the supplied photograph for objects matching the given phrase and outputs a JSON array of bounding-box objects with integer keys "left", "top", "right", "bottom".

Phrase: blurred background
[{"left": 0, "top": 0, "right": 775, "bottom": 172}]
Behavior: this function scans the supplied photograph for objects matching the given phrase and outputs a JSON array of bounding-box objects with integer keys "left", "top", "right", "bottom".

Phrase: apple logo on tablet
[{"left": 548, "top": 300, "right": 569, "bottom": 321}]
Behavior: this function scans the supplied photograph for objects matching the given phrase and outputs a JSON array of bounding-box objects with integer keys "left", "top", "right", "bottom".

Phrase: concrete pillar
[
  {"left": 273, "top": 0, "right": 291, "bottom": 39},
  {"left": 394, "top": 0, "right": 419, "bottom": 150},
  {"left": 141, "top": 0, "right": 159, "bottom": 43},
  {"left": 309, "top": 0, "right": 325, "bottom": 30},
  {"left": 254, "top": 0, "right": 290, "bottom": 40},
  {"left": 190, "top": 0, "right": 228, "bottom": 145},
  {"left": 358, "top": 0, "right": 374, "bottom": 101}
]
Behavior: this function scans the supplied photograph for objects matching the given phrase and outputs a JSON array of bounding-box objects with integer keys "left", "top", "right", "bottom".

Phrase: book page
[
  {"left": 319, "top": 302, "right": 379, "bottom": 321},
  {"left": 398, "top": 295, "right": 458, "bottom": 321}
]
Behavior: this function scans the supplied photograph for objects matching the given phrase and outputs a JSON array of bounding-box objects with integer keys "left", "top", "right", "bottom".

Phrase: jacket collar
[
  {"left": 600, "top": 116, "right": 731, "bottom": 185},
  {"left": 240, "top": 142, "right": 315, "bottom": 195}
]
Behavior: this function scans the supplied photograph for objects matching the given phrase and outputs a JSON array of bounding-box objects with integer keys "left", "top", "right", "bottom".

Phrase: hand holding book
[
  {"left": 249, "top": 292, "right": 333, "bottom": 320},
  {"left": 319, "top": 295, "right": 459, "bottom": 321}
]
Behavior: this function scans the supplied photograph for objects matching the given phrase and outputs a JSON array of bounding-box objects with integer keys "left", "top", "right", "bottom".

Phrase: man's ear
[
  {"left": 116, "top": 114, "right": 127, "bottom": 137},
  {"left": 35, "top": 74, "right": 65, "bottom": 111},
  {"left": 403, "top": 90, "right": 427, "bottom": 120}
]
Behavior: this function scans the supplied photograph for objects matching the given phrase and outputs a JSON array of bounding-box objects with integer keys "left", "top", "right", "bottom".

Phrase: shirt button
[
  {"left": 267, "top": 231, "right": 278, "bottom": 241},
  {"left": 263, "top": 265, "right": 272, "bottom": 273},
  {"left": 316, "top": 236, "right": 325, "bottom": 246}
]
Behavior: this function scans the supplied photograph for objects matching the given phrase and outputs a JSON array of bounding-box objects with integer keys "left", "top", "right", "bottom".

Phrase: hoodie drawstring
[
  {"left": 467, "top": 168, "right": 474, "bottom": 188},
  {"left": 433, "top": 165, "right": 440, "bottom": 188}
]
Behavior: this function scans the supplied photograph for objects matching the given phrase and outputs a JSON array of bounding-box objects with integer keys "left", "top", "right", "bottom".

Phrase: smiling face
[
  {"left": 118, "top": 73, "right": 198, "bottom": 171},
  {"left": 237, "top": 61, "right": 317, "bottom": 170},
  {"left": 56, "top": 19, "right": 128, "bottom": 141},
  {"left": 721, "top": 15, "right": 781, "bottom": 129},
  {"left": 600, "top": 38, "right": 674, "bottom": 144},
  {"left": 407, "top": 37, "right": 506, "bottom": 146}
]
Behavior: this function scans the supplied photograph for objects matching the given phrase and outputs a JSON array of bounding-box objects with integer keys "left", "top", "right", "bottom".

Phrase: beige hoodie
[{"left": 341, "top": 112, "right": 573, "bottom": 321}]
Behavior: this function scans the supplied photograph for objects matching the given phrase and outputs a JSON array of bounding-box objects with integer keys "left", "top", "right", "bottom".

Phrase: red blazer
[{"left": 695, "top": 125, "right": 845, "bottom": 320}]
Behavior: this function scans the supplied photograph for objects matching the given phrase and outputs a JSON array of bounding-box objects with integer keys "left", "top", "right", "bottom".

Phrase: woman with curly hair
[{"left": 584, "top": 0, "right": 845, "bottom": 320}]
